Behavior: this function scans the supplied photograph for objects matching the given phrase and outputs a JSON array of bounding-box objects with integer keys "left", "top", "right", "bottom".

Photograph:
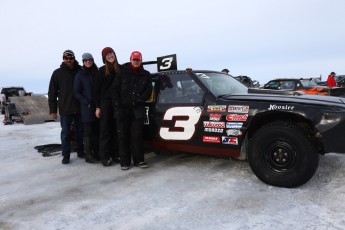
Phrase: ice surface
[{"left": 1, "top": 115, "right": 345, "bottom": 230}]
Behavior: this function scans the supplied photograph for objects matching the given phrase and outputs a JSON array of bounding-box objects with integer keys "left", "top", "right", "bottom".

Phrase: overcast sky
[{"left": 1, "top": 0, "right": 344, "bottom": 93}]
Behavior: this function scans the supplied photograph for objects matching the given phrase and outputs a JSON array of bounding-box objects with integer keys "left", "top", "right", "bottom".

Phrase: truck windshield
[{"left": 194, "top": 72, "right": 248, "bottom": 97}]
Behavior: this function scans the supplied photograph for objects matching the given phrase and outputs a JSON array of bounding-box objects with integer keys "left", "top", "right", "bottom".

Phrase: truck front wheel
[{"left": 248, "top": 121, "right": 319, "bottom": 188}]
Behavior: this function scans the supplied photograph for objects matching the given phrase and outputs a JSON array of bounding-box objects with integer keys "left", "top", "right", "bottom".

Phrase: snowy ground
[{"left": 1, "top": 115, "right": 345, "bottom": 230}]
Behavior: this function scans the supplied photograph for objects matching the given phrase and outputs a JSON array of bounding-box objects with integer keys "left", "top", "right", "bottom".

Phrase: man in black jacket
[
  {"left": 48, "top": 50, "right": 83, "bottom": 164},
  {"left": 112, "top": 51, "right": 152, "bottom": 170}
]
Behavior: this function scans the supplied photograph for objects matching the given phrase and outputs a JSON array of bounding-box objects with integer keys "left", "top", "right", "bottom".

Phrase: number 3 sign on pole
[{"left": 157, "top": 54, "right": 177, "bottom": 72}]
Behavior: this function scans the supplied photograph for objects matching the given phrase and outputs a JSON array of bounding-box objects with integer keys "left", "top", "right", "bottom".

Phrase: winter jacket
[
  {"left": 112, "top": 63, "right": 152, "bottom": 118},
  {"left": 73, "top": 64, "right": 98, "bottom": 122},
  {"left": 94, "top": 65, "right": 118, "bottom": 108},
  {"left": 48, "top": 61, "right": 81, "bottom": 115},
  {"left": 327, "top": 75, "right": 336, "bottom": 87}
]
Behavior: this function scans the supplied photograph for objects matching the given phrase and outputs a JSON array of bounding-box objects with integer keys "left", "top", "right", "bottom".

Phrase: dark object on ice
[{"left": 34, "top": 144, "right": 78, "bottom": 157}]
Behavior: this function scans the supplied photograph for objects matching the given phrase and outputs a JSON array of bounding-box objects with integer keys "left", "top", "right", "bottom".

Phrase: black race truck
[{"left": 142, "top": 55, "right": 345, "bottom": 188}]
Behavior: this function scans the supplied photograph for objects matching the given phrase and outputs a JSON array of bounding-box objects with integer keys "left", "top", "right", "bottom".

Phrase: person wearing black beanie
[{"left": 48, "top": 49, "right": 83, "bottom": 164}]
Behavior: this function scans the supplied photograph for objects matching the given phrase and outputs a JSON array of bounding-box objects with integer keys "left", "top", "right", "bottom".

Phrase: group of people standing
[{"left": 48, "top": 48, "right": 152, "bottom": 170}]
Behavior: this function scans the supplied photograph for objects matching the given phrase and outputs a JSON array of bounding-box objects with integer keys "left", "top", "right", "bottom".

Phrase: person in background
[
  {"left": 94, "top": 47, "right": 121, "bottom": 166},
  {"left": 221, "top": 68, "right": 230, "bottom": 74},
  {"left": 327, "top": 72, "right": 336, "bottom": 87},
  {"left": 112, "top": 51, "right": 152, "bottom": 170},
  {"left": 48, "top": 50, "right": 83, "bottom": 164},
  {"left": 73, "top": 53, "right": 99, "bottom": 163}
]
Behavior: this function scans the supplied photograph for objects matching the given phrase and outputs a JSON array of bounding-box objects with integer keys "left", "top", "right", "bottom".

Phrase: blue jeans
[{"left": 60, "top": 114, "right": 83, "bottom": 156}]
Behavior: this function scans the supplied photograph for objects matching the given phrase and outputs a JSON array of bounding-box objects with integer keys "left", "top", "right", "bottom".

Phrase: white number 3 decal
[
  {"left": 160, "top": 107, "right": 202, "bottom": 140},
  {"left": 159, "top": 57, "right": 173, "bottom": 70}
]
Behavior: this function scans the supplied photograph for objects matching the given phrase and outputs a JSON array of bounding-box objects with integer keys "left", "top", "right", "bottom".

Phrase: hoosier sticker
[{"left": 268, "top": 104, "right": 295, "bottom": 111}]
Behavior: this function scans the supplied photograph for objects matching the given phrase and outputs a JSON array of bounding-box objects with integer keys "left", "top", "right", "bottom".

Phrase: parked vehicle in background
[
  {"left": 317, "top": 75, "right": 345, "bottom": 87},
  {"left": 233, "top": 75, "right": 260, "bottom": 88},
  {"left": 263, "top": 78, "right": 345, "bottom": 97},
  {"left": 1, "top": 87, "right": 32, "bottom": 124},
  {"left": 0, "top": 94, "right": 5, "bottom": 114},
  {"left": 335, "top": 75, "right": 345, "bottom": 87},
  {"left": 0, "top": 87, "right": 29, "bottom": 114},
  {"left": 308, "top": 77, "right": 323, "bottom": 85}
]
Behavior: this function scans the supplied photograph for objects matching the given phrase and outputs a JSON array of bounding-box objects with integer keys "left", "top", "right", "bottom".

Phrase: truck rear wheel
[{"left": 248, "top": 121, "right": 319, "bottom": 187}]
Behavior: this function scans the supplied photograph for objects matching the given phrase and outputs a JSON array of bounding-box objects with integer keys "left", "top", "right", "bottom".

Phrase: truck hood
[{"left": 219, "top": 88, "right": 345, "bottom": 108}]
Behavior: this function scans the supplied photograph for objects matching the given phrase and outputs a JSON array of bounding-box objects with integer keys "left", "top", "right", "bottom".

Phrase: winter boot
[
  {"left": 77, "top": 151, "right": 85, "bottom": 158},
  {"left": 83, "top": 137, "right": 98, "bottom": 163},
  {"left": 62, "top": 154, "right": 70, "bottom": 164}
]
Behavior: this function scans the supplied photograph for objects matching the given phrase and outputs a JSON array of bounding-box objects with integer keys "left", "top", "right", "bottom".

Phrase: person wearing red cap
[
  {"left": 112, "top": 51, "right": 152, "bottom": 170},
  {"left": 94, "top": 47, "right": 121, "bottom": 166}
]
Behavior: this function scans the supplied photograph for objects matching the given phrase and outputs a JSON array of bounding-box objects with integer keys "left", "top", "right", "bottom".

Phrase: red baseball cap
[{"left": 130, "top": 51, "right": 142, "bottom": 60}]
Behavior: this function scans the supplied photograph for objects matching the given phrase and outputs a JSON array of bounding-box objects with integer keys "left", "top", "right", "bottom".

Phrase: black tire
[{"left": 248, "top": 121, "right": 319, "bottom": 188}]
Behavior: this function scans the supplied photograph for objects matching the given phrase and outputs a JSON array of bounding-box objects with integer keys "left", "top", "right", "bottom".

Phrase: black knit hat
[{"left": 63, "top": 50, "right": 75, "bottom": 59}]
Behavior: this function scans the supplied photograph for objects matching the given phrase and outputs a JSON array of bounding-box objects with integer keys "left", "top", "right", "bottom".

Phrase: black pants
[
  {"left": 117, "top": 108, "right": 145, "bottom": 166},
  {"left": 99, "top": 99, "right": 118, "bottom": 162},
  {"left": 83, "top": 121, "right": 100, "bottom": 159},
  {"left": 60, "top": 113, "right": 83, "bottom": 156}
]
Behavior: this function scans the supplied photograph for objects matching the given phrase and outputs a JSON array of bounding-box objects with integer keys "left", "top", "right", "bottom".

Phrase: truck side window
[{"left": 157, "top": 74, "right": 204, "bottom": 104}]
